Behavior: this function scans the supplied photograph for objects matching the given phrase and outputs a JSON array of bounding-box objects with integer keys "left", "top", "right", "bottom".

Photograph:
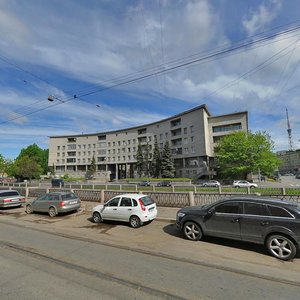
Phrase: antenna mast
[{"left": 286, "top": 108, "right": 294, "bottom": 151}]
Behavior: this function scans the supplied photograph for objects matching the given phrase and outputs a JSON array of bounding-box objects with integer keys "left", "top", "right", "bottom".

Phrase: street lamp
[{"left": 47, "top": 95, "right": 65, "bottom": 103}]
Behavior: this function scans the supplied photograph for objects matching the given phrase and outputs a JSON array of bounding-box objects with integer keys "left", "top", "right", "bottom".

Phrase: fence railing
[{"left": 1, "top": 185, "right": 300, "bottom": 208}]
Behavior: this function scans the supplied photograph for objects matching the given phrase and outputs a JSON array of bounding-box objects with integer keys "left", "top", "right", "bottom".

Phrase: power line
[{"left": 2, "top": 21, "right": 300, "bottom": 125}]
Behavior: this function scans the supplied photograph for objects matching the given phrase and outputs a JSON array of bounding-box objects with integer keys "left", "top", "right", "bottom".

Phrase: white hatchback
[{"left": 91, "top": 194, "right": 157, "bottom": 228}]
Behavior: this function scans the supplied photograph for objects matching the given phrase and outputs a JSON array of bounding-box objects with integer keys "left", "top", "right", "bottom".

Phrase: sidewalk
[{"left": 81, "top": 201, "right": 178, "bottom": 223}]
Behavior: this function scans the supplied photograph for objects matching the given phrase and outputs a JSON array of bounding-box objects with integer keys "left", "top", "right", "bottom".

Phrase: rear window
[
  {"left": 139, "top": 196, "right": 154, "bottom": 206},
  {"left": 61, "top": 193, "right": 77, "bottom": 200},
  {"left": 0, "top": 191, "right": 20, "bottom": 197},
  {"left": 267, "top": 205, "right": 294, "bottom": 218}
]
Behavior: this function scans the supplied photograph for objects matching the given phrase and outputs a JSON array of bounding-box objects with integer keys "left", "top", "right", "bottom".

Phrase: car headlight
[{"left": 177, "top": 212, "right": 185, "bottom": 218}]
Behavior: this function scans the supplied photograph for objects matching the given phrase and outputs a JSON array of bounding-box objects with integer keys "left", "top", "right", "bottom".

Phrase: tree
[
  {"left": 152, "top": 140, "right": 161, "bottom": 178},
  {"left": 161, "top": 141, "right": 175, "bottom": 178},
  {"left": 215, "top": 131, "right": 280, "bottom": 179},
  {"left": 136, "top": 144, "right": 144, "bottom": 177},
  {"left": 86, "top": 155, "right": 96, "bottom": 179},
  {"left": 17, "top": 144, "right": 49, "bottom": 174},
  {"left": 14, "top": 155, "right": 43, "bottom": 180},
  {"left": 0, "top": 154, "right": 6, "bottom": 177}
]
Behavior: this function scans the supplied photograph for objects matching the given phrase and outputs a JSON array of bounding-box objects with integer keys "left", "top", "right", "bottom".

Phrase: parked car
[
  {"left": 26, "top": 192, "right": 81, "bottom": 217},
  {"left": 138, "top": 181, "right": 151, "bottom": 187},
  {"left": 0, "top": 190, "right": 26, "bottom": 208},
  {"left": 201, "top": 180, "right": 221, "bottom": 187},
  {"left": 91, "top": 193, "right": 157, "bottom": 228},
  {"left": 51, "top": 178, "right": 64, "bottom": 188},
  {"left": 157, "top": 180, "right": 172, "bottom": 187},
  {"left": 176, "top": 196, "right": 300, "bottom": 260},
  {"left": 233, "top": 180, "right": 258, "bottom": 188}
]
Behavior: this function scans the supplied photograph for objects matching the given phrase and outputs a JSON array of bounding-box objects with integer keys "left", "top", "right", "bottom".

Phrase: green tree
[
  {"left": 136, "top": 144, "right": 144, "bottom": 177},
  {"left": 152, "top": 140, "right": 161, "bottom": 178},
  {"left": 86, "top": 155, "right": 96, "bottom": 179},
  {"left": 14, "top": 155, "right": 43, "bottom": 180},
  {"left": 215, "top": 131, "right": 280, "bottom": 179},
  {"left": 0, "top": 154, "right": 6, "bottom": 177},
  {"left": 17, "top": 144, "right": 48, "bottom": 174},
  {"left": 161, "top": 141, "right": 175, "bottom": 178}
]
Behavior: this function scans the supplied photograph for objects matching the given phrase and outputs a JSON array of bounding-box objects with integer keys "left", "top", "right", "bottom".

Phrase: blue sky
[{"left": 1, "top": 0, "right": 300, "bottom": 159}]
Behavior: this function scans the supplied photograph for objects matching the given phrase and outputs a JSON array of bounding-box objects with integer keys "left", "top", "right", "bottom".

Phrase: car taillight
[
  {"left": 59, "top": 201, "right": 66, "bottom": 207},
  {"left": 3, "top": 199, "right": 11, "bottom": 203},
  {"left": 138, "top": 199, "right": 146, "bottom": 211},
  {"left": 20, "top": 197, "right": 26, "bottom": 201}
]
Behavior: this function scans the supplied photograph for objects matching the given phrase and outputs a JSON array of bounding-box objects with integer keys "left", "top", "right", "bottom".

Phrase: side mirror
[{"left": 207, "top": 208, "right": 215, "bottom": 215}]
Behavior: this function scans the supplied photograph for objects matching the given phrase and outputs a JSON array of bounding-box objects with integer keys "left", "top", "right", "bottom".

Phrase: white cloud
[{"left": 242, "top": 0, "right": 283, "bottom": 35}]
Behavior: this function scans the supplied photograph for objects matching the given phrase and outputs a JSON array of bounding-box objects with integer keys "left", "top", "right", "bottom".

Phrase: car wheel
[
  {"left": 48, "top": 206, "right": 57, "bottom": 218},
  {"left": 130, "top": 215, "right": 141, "bottom": 228},
  {"left": 92, "top": 212, "right": 102, "bottom": 223},
  {"left": 183, "top": 221, "right": 202, "bottom": 241},
  {"left": 203, "top": 184, "right": 207, "bottom": 187},
  {"left": 26, "top": 204, "right": 33, "bottom": 214},
  {"left": 235, "top": 186, "right": 240, "bottom": 188},
  {"left": 250, "top": 185, "right": 255, "bottom": 188},
  {"left": 266, "top": 234, "right": 297, "bottom": 260}
]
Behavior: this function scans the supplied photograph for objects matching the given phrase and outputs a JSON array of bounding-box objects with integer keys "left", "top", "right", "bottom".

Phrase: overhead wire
[{"left": 1, "top": 21, "right": 300, "bottom": 125}]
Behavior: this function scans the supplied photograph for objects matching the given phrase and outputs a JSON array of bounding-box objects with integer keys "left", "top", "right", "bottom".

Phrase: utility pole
[
  {"left": 286, "top": 108, "right": 294, "bottom": 172},
  {"left": 286, "top": 108, "right": 294, "bottom": 151}
]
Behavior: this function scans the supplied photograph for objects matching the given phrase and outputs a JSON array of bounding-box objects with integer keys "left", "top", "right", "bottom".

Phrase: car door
[
  {"left": 204, "top": 201, "right": 242, "bottom": 240},
  {"left": 33, "top": 194, "right": 51, "bottom": 212},
  {"left": 101, "top": 197, "right": 121, "bottom": 220},
  {"left": 117, "top": 197, "right": 133, "bottom": 221},
  {"left": 240, "top": 202, "right": 270, "bottom": 243}
]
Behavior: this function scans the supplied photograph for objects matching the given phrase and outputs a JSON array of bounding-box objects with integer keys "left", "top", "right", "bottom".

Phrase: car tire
[
  {"left": 92, "top": 212, "right": 102, "bottom": 223},
  {"left": 250, "top": 186, "right": 255, "bottom": 189},
  {"left": 235, "top": 186, "right": 240, "bottom": 188},
  {"left": 48, "top": 206, "right": 57, "bottom": 218},
  {"left": 26, "top": 204, "right": 33, "bottom": 214},
  {"left": 203, "top": 184, "right": 208, "bottom": 187},
  {"left": 266, "top": 234, "right": 297, "bottom": 260},
  {"left": 129, "top": 215, "right": 141, "bottom": 228},
  {"left": 183, "top": 221, "right": 203, "bottom": 241}
]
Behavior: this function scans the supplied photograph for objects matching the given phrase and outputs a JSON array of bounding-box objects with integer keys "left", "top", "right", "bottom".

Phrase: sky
[{"left": 1, "top": 0, "right": 300, "bottom": 159}]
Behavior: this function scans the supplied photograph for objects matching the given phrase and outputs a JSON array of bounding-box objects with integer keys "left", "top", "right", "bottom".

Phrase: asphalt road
[{"left": 1, "top": 208, "right": 300, "bottom": 299}]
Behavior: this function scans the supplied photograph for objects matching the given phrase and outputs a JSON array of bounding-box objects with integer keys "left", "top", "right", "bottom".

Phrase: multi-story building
[
  {"left": 277, "top": 149, "right": 300, "bottom": 174},
  {"left": 48, "top": 104, "right": 248, "bottom": 180}
]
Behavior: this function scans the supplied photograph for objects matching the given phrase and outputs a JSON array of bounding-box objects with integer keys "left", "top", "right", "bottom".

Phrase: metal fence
[{"left": 1, "top": 185, "right": 300, "bottom": 207}]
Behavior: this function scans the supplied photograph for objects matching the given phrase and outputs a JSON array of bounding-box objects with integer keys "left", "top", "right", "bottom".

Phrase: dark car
[
  {"left": 51, "top": 178, "right": 64, "bottom": 188},
  {"left": 176, "top": 197, "right": 300, "bottom": 260},
  {"left": 26, "top": 192, "right": 81, "bottom": 217},
  {"left": 157, "top": 180, "right": 172, "bottom": 187},
  {"left": 139, "top": 181, "right": 151, "bottom": 187}
]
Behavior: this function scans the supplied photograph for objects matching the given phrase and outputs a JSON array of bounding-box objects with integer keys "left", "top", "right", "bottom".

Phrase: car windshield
[{"left": 140, "top": 196, "right": 154, "bottom": 206}]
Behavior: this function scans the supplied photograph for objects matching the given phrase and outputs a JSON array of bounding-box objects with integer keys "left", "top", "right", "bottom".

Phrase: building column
[{"left": 115, "top": 163, "right": 118, "bottom": 181}]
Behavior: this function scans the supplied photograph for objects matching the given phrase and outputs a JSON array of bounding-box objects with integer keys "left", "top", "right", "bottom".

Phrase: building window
[
  {"left": 118, "top": 141, "right": 121, "bottom": 146},
  {"left": 165, "top": 133, "right": 168, "bottom": 139},
  {"left": 191, "top": 146, "right": 195, "bottom": 153},
  {"left": 160, "top": 134, "right": 163, "bottom": 140},
  {"left": 190, "top": 125, "right": 194, "bottom": 133},
  {"left": 98, "top": 135, "right": 106, "bottom": 140},
  {"left": 138, "top": 128, "right": 147, "bottom": 135},
  {"left": 57, "top": 146, "right": 60, "bottom": 150},
  {"left": 57, "top": 153, "right": 60, "bottom": 157},
  {"left": 128, "top": 140, "right": 131, "bottom": 145},
  {"left": 191, "top": 136, "right": 195, "bottom": 143},
  {"left": 67, "top": 158, "right": 76, "bottom": 163},
  {"left": 170, "top": 118, "right": 181, "bottom": 127},
  {"left": 128, "top": 148, "right": 131, "bottom": 152},
  {"left": 184, "top": 148, "right": 189, "bottom": 154},
  {"left": 68, "top": 137, "right": 76, "bottom": 142},
  {"left": 78, "top": 145, "right": 81, "bottom": 149},
  {"left": 212, "top": 123, "right": 242, "bottom": 133},
  {"left": 67, "top": 144, "right": 76, "bottom": 150},
  {"left": 113, "top": 142, "right": 115, "bottom": 147},
  {"left": 183, "top": 128, "right": 187, "bottom": 134},
  {"left": 98, "top": 142, "right": 106, "bottom": 148}
]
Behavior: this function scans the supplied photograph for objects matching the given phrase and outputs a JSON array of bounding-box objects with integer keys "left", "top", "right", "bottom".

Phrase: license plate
[
  {"left": 148, "top": 207, "right": 154, "bottom": 212},
  {"left": 69, "top": 201, "right": 77, "bottom": 204}
]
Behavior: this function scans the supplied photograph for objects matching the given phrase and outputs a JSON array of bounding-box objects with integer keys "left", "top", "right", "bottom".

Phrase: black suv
[{"left": 176, "top": 197, "right": 300, "bottom": 260}]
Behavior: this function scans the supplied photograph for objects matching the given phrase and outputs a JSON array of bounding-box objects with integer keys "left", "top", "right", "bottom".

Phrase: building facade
[
  {"left": 277, "top": 149, "right": 300, "bottom": 174},
  {"left": 48, "top": 105, "right": 248, "bottom": 180}
]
